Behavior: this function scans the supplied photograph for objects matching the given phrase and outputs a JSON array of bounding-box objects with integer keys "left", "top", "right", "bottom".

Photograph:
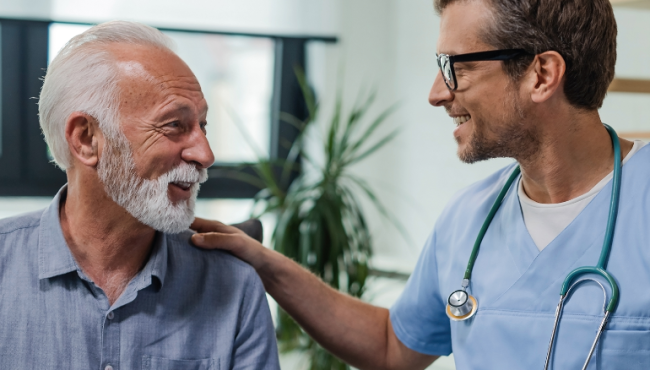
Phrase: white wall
[
  {"left": 0, "top": 0, "right": 339, "bottom": 36},
  {"left": 601, "top": 8, "right": 650, "bottom": 134}
]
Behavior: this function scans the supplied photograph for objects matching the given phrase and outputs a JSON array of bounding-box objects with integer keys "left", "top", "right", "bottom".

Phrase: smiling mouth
[
  {"left": 453, "top": 115, "right": 471, "bottom": 127},
  {"left": 171, "top": 181, "right": 193, "bottom": 191}
]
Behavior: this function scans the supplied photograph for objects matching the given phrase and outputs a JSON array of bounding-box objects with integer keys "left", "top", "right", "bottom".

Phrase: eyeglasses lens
[{"left": 439, "top": 55, "right": 455, "bottom": 90}]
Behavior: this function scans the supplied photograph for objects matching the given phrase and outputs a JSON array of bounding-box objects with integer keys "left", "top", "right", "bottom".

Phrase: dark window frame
[{"left": 0, "top": 18, "right": 337, "bottom": 198}]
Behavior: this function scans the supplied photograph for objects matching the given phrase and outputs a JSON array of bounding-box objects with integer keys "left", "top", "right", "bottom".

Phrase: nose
[
  {"left": 429, "top": 70, "right": 454, "bottom": 107},
  {"left": 181, "top": 125, "right": 215, "bottom": 169}
]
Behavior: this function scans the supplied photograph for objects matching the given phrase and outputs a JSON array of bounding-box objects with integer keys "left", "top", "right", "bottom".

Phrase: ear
[
  {"left": 65, "top": 112, "right": 102, "bottom": 167},
  {"left": 528, "top": 51, "right": 566, "bottom": 104}
]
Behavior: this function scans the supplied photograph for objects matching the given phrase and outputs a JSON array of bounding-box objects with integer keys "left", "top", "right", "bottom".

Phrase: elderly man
[
  {"left": 0, "top": 21, "right": 279, "bottom": 369},
  {"left": 191, "top": 0, "right": 650, "bottom": 369}
]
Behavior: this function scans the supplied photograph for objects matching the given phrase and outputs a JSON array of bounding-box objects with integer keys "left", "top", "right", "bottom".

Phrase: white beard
[{"left": 97, "top": 133, "right": 208, "bottom": 234}]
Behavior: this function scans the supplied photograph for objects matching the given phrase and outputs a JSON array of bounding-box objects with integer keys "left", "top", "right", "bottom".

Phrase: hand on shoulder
[{"left": 190, "top": 217, "right": 268, "bottom": 270}]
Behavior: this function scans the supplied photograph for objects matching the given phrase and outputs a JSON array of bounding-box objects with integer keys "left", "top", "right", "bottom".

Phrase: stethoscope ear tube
[
  {"left": 544, "top": 297, "right": 611, "bottom": 370},
  {"left": 560, "top": 267, "right": 619, "bottom": 313},
  {"left": 545, "top": 277, "right": 614, "bottom": 370},
  {"left": 544, "top": 297, "right": 565, "bottom": 370}
]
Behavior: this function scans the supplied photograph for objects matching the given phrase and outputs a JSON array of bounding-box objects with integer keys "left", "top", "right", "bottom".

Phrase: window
[
  {"left": 0, "top": 18, "right": 336, "bottom": 198},
  {"left": 0, "top": 19, "right": 60, "bottom": 196},
  {"left": 166, "top": 31, "right": 274, "bottom": 164}
]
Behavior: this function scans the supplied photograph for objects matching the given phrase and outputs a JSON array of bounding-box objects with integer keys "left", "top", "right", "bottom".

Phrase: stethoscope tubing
[
  {"left": 559, "top": 124, "right": 621, "bottom": 313},
  {"left": 451, "top": 124, "right": 623, "bottom": 368},
  {"left": 597, "top": 124, "right": 622, "bottom": 271},
  {"left": 543, "top": 124, "right": 622, "bottom": 369},
  {"left": 463, "top": 166, "right": 521, "bottom": 281},
  {"left": 461, "top": 124, "right": 621, "bottom": 309}
]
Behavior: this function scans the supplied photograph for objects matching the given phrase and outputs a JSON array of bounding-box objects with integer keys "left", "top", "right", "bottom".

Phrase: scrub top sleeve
[{"left": 389, "top": 230, "right": 452, "bottom": 356}]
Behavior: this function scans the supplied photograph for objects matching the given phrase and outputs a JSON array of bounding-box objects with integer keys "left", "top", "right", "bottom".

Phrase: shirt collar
[
  {"left": 141, "top": 230, "right": 168, "bottom": 289},
  {"left": 38, "top": 185, "right": 168, "bottom": 288},
  {"left": 38, "top": 186, "right": 77, "bottom": 279}
]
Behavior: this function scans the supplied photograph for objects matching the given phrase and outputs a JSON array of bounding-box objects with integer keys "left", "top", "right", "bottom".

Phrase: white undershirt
[{"left": 519, "top": 140, "right": 647, "bottom": 251}]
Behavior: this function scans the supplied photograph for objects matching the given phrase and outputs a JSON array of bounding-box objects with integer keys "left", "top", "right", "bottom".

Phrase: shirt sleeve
[
  {"left": 232, "top": 272, "right": 280, "bottom": 370},
  {"left": 389, "top": 230, "right": 453, "bottom": 356}
]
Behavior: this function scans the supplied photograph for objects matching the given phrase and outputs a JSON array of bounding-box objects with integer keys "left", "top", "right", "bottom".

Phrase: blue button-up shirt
[{"left": 0, "top": 188, "right": 280, "bottom": 369}]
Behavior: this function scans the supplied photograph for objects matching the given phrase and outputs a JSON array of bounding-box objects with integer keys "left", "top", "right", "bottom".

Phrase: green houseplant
[{"left": 229, "top": 70, "right": 400, "bottom": 369}]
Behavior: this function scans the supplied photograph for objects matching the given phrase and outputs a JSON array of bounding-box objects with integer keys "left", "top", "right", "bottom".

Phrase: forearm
[
  {"left": 256, "top": 248, "right": 431, "bottom": 370},
  {"left": 189, "top": 219, "right": 436, "bottom": 369}
]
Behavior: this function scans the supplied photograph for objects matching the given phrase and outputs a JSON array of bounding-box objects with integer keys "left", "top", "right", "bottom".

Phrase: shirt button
[
  {"left": 105, "top": 365, "right": 114, "bottom": 370},
  {"left": 107, "top": 311, "right": 114, "bottom": 320}
]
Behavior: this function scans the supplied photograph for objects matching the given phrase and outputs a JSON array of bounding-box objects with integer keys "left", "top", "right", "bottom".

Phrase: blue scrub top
[{"left": 390, "top": 144, "right": 650, "bottom": 369}]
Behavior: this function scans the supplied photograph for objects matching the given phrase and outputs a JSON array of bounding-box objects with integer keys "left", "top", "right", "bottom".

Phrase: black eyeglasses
[{"left": 436, "top": 49, "right": 530, "bottom": 91}]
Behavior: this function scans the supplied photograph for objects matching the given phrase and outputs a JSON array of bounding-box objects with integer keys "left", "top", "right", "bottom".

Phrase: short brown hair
[{"left": 435, "top": 0, "right": 617, "bottom": 110}]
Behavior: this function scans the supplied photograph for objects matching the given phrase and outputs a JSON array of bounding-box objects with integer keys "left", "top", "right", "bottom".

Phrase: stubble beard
[
  {"left": 96, "top": 131, "right": 208, "bottom": 234},
  {"left": 457, "top": 84, "right": 540, "bottom": 164}
]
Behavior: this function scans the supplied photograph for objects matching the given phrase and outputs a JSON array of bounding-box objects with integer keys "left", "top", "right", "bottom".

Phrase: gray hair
[{"left": 39, "top": 20, "right": 175, "bottom": 170}]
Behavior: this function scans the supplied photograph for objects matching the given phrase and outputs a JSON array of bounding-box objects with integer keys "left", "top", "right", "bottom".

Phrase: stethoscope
[{"left": 446, "top": 124, "right": 621, "bottom": 370}]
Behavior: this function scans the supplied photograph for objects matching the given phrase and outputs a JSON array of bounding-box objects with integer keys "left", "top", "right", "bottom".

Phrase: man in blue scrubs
[{"left": 193, "top": 0, "right": 650, "bottom": 368}]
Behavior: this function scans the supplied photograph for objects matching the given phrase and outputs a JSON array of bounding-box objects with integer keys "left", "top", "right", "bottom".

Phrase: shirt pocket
[
  {"left": 142, "top": 355, "right": 219, "bottom": 370},
  {"left": 597, "top": 329, "right": 650, "bottom": 369}
]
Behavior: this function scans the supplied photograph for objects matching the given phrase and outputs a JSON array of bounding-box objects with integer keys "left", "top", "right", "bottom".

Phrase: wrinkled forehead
[
  {"left": 108, "top": 44, "right": 207, "bottom": 115},
  {"left": 437, "top": 0, "right": 495, "bottom": 55},
  {"left": 109, "top": 44, "right": 200, "bottom": 89}
]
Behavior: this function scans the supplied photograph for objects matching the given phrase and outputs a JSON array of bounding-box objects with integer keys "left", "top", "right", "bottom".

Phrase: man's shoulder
[
  {"left": 626, "top": 141, "right": 650, "bottom": 175},
  {"left": 160, "top": 230, "right": 265, "bottom": 312},
  {"left": 164, "top": 230, "right": 257, "bottom": 277},
  {"left": 0, "top": 210, "right": 43, "bottom": 236}
]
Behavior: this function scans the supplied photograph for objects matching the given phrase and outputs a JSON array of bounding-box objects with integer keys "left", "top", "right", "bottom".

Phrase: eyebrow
[{"left": 156, "top": 101, "right": 208, "bottom": 122}]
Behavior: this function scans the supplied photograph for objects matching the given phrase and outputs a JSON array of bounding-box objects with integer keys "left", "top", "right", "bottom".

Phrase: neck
[
  {"left": 60, "top": 172, "right": 156, "bottom": 305},
  {"left": 518, "top": 110, "right": 633, "bottom": 204}
]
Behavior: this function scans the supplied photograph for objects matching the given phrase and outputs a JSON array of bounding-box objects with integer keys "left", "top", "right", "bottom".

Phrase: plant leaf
[
  {"left": 345, "top": 129, "right": 399, "bottom": 166},
  {"left": 345, "top": 102, "right": 399, "bottom": 158}
]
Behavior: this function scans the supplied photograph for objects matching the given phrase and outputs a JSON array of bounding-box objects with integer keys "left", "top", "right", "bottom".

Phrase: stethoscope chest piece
[{"left": 446, "top": 289, "right": 478, "bottom": 321}]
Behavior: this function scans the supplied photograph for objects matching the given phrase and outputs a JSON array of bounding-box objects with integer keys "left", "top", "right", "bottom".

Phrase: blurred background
[{"left": 0, "top": 0, "right": 649, "bottom": 369}]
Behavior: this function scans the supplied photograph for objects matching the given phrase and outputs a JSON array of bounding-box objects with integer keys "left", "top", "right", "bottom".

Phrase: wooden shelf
[
  {"left": 619, "top": 131, "right": 650, "bottom": 139},
  {"left": 610, "top": 0, "right": 650, "bottom": 8},
  {"left": 608, "top": 78, "right": 650, "bottom": 94}
]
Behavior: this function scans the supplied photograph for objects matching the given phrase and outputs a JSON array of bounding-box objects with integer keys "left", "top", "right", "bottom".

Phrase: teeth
[
  {"left": 453, "top": 115, "right": 471, "bottom": 126},
  {"left": 173, "top": 182, "right": 192, "bottom": 189}
]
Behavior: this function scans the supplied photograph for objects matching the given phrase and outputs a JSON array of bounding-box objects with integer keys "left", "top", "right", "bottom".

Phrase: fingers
[
  {"left": 191, "top": 232, "right": 237, "bottom": 250},
  {"left": 190, "top": 217, "right": 237, "bottom": 234},
  {"left": 191, "top": 231, "right": 266, "bottom": 269},
  {"left": 190, "top": 217, "right": 215, "bottom": 233}
]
